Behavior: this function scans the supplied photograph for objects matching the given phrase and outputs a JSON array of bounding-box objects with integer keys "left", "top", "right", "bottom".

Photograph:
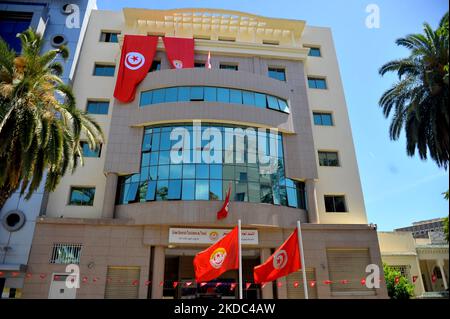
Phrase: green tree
[
  {"left": 0, "top": 29, "right": 103, "bottom": 209},
  {"left": 383, "top": 264, "right": 415, "bottom": 299},
  {"left": 378, "top": 12, "right": 449, "bottom": 169}
]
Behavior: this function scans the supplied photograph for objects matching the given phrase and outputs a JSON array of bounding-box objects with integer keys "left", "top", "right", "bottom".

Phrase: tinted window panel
[
  {"left": 230, "top": 89, "right": 242, "bottom": 104},
  {"left": 177, "top": 87, "right": 190, "bottom": 101},
  {"left": 267, "top": 96, "right": 280, "bottom": 110},
  {"left": 254, "top": 93, "right": 267, "bottom": 108},
  {"left": 217, "top": 88, "right": 230, "bottom": 103},
  {"left": 182, "top": 180, "right": 195, "bottom": 200},
  {"left": 204, "top": 87, "right": 217, "bottom": 102},
  {"left": 165, "top": 87, "right": 178, "bottom": 102}
]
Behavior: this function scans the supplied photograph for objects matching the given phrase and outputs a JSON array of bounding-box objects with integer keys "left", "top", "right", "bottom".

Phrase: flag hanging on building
[
  {"left": 253, "top": 229, "right": 301, "bottom": 284},
  {"left": 162, "top": 37, "right": 195, "bottom": 69},
  {"left": 193, "top": 226, "right": 239, "bottom": 282},
  {"left": 113, "top": 35, "right": 158, "bottom": 103},
  {"left": 217, "top": 183, "right": 231, "bottom": 220}
]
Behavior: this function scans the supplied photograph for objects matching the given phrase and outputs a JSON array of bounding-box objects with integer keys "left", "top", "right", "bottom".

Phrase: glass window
[
  {"left": 268, "top": 68, "right": 286, "bottom": 81},
  {"left": 230, "top": 89, "right": 243, "bottom": 104},
  {"left": 126, "top": 182, "right": 139, "bottom": 202},
  {"left": 277, "top": 99, "right": 289, "bottom": 113},
  {"left": 152, "top": 89, "right": 165, "bottom": 104},
  {"left": 287, "top": 187, "right": 298, "bottom": 208},
  {"left": 156, "top": 181, "right": 169, "bottom": 200},
  {"left": 235, "top": 182, "right": 248, "bottom": 202},
  {"left": 158, "top": 165, "right": 169, "bottom": 179},
  {"left": 210, "top": 164, "right": 223, "bottom": 179},
  {"left": 196, "top": 164, "right": 209, "bottom": 179},
  {"left": 93, "top": 64, "right": 115, "bottom": 76},
  {"left": 242, "top": 91, "right": 255, "bottom": 106},
  {"left": 142, "top": 134, "right": 151, "bottom": 152},
  {"left": 146, "top": 181, "right": 157, "bottom": 201},
  {"left": 219, "top": 64, "right": 238, "bottom": 71},
  {"left": 151, "top": 133, "right": 160, "bottom": 151},
  {"left": 159, "top": 151, "right": 170, "bottom": 165},
  {"left": 168, "top": 180, "right": 182, "bottom": 199},
  {"left": 318, "top": 151, "right": 340, "bottom": 167},
  {"left": 267, "top": 96, "right": 280, "bottom": 110},
  {"left": 204, "top": 87, "right": 217, "bottom": 102},
  {"left": 313, "top": 112, "right": 333, "bottom": 126},
  {"left": 254, "top": 93, "right": 267, "bottom": 108},
  {"left": 160, "top": 132, "right": 171, "bottom": 150},
  {"left": 325, "top": 195, "right": 347, "bottom": 212},
  {"left": 169, "top": 165, "right": 182, "bottom": 179},
  {"left": 100, "top": 32, "right": 119, "bottom": 43},
  {"left": 190, "top": 87, "right": 204, "bottom": 101},
  {"left": 308, "top": 77, "right": 327, "bottom": 89},
  {"left": 248, "top": 182, "right": 260, "bottom": 203},
  {"left": 165, "top": 87, "right": 178, "bottom": 102},
  {"left": 69, "top": 187, "right": 95, "bottom": 206},
  {"left": 86, "top": 101, "right": 109, "bottom": 115},
  {"left": 209, "top": 180, "right": 222, "bottom": 200},
  {"left": 81, "top": 142, "right": 101, "bottom": 157},
  {"left": 183, "top": 164, "right": 195, "bottom": 179},
  {"left": 140, "top": 91, "right": 152, "bottom": 106},
  {"left": 307, "top": 47, "right": 321, "bottom": 57},
  {"left": 194, "top": 62, "right": 206, "bottom": 68},
  {"left": 182, "top": 180, "right": 195, "bottom": 200},
  {"left": 149, "top": 60, "right": 161, "bottom": 72},
  {"left": 195, "top": 180, "right": 209, "bottom": 200},
  {"left": 177, "top": 87, "right": 190, "bottom": 101},
  {"left": 217, "top": 88, "right": 230, "bottom": 103}
]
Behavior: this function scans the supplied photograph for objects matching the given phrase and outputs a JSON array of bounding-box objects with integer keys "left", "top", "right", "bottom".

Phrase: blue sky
[{"left": 97, "top": 0, "right": 449, "bottom": 231}]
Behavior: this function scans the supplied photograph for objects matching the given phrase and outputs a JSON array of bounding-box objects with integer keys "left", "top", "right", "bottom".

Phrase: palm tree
[
  {"left": 0, "top": 29, "right": 103, "bottom": 209},
  {"left": 378, "top": 12, "right": 449, "bottom": 169}
]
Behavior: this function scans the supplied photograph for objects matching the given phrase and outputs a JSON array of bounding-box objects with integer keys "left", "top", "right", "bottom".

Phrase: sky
[{"left": 97, "top": 0, "right": 449, "bottom": 231}]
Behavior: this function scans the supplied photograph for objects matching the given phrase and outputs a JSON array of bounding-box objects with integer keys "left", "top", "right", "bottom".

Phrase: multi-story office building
[
  {"left": 22, "top": 8, "right": 387, "bottom": 299},
  {"left": 395, "top": 218, "right": 447, "bottom": 240},
  {"left": 0, "top": 0, "right": 96, "bottom": 299}
]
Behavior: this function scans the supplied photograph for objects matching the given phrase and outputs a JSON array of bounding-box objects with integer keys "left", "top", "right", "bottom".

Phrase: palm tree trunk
[{"left": 0, "top": 184, "right": 15, "bottom": 211}]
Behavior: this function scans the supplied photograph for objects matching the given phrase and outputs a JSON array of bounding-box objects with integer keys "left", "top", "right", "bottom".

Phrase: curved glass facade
[
  {"left": 139, "top": 86, "right": 290, "bottom": 114},
  {"left": 116, "top": 123, "right": 305, "bottom": 209}
]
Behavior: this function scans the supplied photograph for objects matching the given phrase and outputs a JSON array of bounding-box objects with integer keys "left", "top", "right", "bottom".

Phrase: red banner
[
  {"left": 217, "top": 183, "right": 231, "bottom": 220},
  {"left": 193, "top": 226, "right": 239, "bottom": 282},
  {"left": 253, "top": 229, "right": 301, "bottom": 284},
  {"left": 113, "top": 35, "right": 158, "bottom": 103},
  {"left": 162, "top": 37, "right": 194, "bottom": 69}
]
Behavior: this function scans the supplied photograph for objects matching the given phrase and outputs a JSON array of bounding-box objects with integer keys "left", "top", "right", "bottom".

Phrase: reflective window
[
  {"left": 140, "top": 86, "right": 289, "bottom": 113},
  {"left": 100, "top": 32, "right": 119, "bottom": 43},
  {"left": 306, "top": 47, "right": 321, "bottom": 57},
  {"left": 308, "top": 77, "right": 327, "bottom": 89},
  {"left": 313, "top": 112, "right": 333, "bottom": 126},
  {"left": 117, "top": 123, "right": 306, "bottom": 209},
  {"left": 86, "top": 101, "right": 109, "bottom": 115},
  {"left": 69, "top": 187, "right": 95, "bottom": 206},
  {"left": 93, "top": 64, "right": 115, "bottom": 76},
  {"left": 80, "top": 142, "right": 102, "bottom": 157},
  {"left": 268, "top": 68, "right": 286, "bottom": 81}
]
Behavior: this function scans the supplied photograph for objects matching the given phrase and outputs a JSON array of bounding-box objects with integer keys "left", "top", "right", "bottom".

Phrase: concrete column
[
  {"left": 260, "top": 248, "right": 273, "bottom": 299},
  {"left": 437, "top": 260, "right": 448, "bottom": 290},
  {"left": 101, "top": 173, "right": 118, "bottom": 219},
  {"left": 305, "top": 179, "right": 319, "bottom": 224},
  {"left": 151, "top": 246, "right": 165, "bottom": 299}
]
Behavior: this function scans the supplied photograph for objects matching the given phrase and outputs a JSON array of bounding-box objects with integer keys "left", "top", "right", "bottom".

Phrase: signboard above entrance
[{"left": 169, "top": 228, "right": 259, "bottom": 245}]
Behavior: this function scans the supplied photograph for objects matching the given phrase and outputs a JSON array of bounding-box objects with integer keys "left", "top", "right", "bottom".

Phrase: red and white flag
[
  {"left": 253, "top": 229, "right": 301, "bottom": 284},
  {"left": 217, "top": 183, "right": 231, "bottom": 220},
  {"left": 206, "top": 51, "right": 212, "bottom": 69},
  {"left": 113, "top": 35, "right": 158, "bottom": 103},
  {"left": 162, "top": 37, "right": 194, "bottom": 69},
  {"left": 193, "top": 226, "right": 239, "bottom": 282}
]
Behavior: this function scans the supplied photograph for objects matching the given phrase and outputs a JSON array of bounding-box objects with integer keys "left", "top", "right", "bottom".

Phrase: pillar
[
  {"left": 101, "top": 173, "right": 118, "bottom": 219},
  {"left": 151, "top": 246, "right": 165, "bottom": 299},
  {"left": 260, "top": 248, "right": 273, "bottom": 299},
  {"left": 305, "top": 179, "right": 319, "bottom": 224},
  {"left": 437, "top": 260, "right": 448, "bottom": 290}
]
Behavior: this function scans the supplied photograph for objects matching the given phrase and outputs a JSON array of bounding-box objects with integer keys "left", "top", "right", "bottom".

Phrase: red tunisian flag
[
  {"left": 162, "top": 37, "right": 194, "bottom": 69},
  {"left": 193, "top": 226, "right": 239, "bottom": 282},
  {"left": 113, "top": 35, "right": 158, "bottom": 103},
  {"left": 253, "top": 229, "right": 301, "bottom": 283},
  {"left": 217, "top": 183, "right": 231, "bottom": 220}
]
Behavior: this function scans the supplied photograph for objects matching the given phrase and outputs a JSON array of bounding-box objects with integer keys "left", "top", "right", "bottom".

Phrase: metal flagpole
[
  {"left": 297, "top": 220, "right": 309, "bottom": 299},
  {"left": 238, "top": 219, "right": 243, "bottom": 299}
]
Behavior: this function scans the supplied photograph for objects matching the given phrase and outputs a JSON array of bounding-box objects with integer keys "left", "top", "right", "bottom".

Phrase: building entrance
[{"left": 163, "top": 249, "right": 261, "bottom": 299}]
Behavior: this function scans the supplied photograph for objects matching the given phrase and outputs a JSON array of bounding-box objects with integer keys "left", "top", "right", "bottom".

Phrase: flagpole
[
  {"left": 238, "top": 219, "right": 243, "bottom": 299},
  {"left": 297, "top": 220, "right": 309, "bottom": 299}
]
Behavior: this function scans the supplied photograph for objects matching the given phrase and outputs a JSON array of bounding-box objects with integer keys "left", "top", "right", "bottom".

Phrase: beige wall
[{"left": 301, "top": 26, "right": 368, "bottom": 224}]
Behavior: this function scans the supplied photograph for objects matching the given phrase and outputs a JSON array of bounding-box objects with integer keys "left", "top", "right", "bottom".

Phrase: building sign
[{"left": 169, "top": 228, "right": 259, "bottom": 245}]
